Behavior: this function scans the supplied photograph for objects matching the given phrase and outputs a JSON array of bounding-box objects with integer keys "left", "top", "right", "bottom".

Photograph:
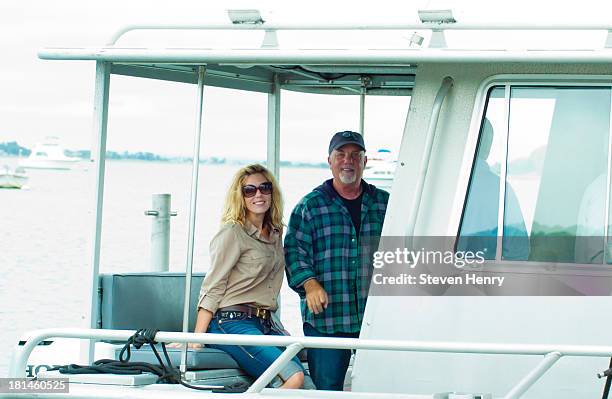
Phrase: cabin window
[{"left": 459, "top": 84, "right": 612, "bottom": 264}]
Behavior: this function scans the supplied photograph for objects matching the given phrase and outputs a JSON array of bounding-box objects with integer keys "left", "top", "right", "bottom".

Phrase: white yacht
[
  {"left": 8, "top": 9, "right": 612, "bottom": 399},
  {"left": 19, "top": 137, "right": 80, "bottom": 170},
  {"left": 363, "top": 149, "right": 397, "bottom": 190}
]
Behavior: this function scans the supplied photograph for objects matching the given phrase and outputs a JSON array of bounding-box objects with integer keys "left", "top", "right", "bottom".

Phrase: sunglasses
[{"left": 242, "top": 182, "right": 273, "bottom": 198}]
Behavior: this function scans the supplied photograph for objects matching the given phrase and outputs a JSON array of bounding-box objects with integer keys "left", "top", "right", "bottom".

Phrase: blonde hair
[{"left": 221, "top": 164, "right": 283, "bottom": 232}]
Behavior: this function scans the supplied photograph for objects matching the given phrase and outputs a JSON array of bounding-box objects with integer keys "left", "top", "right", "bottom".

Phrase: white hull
[
  {"left": 363, "top": 163, "right": 396, "bottom": 190},
  {"left": 19, "top": 158, "right": 79, "bottom": 170},
  {"left": 0, "top": 165, "right": 28, "bottom": 189},
  {"left": 0, "top": 173, "right": 28, "bottom": 189},
  {"left": 363, "top": 174, "right": 393, "bottom": 190}
]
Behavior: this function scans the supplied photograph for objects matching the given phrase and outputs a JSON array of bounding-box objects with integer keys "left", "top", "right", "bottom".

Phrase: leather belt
[{"left": 217, "top": 304, "right": 271, "bottom": 320}]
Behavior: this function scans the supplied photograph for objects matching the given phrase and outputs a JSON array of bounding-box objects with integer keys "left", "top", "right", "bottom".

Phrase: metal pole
[
  {"left": 266, "top": 75, "right": 282, "bottom": 317},
  {"left": 503, "top": 352, "right": 562, "bottom": 399},
  {"left": 359, "top": 87, "right": 366, "bottom": 135},
  {"left": 180, "top": 66, "right": 206, "bottom": 373},
  {"left": 144, "top": 194, "right": 176, "bottom": 272},
  {"left": 79, "top": 61, "right": 110, "bottom": 366},
  {"left": 106, "top": 22, "right": 612, "bottom": 46},
  {"left": 267, "top": 74, "right": 281, "bottom": 179},
  {"left": 495, "top": 85, "right": 512, "bottom": 261},
  {"left": 247, "top": 343, "right": 304, "bottom": 392},
  {"left": 604, "top": 89, "right": 612, "bottom": 262}
]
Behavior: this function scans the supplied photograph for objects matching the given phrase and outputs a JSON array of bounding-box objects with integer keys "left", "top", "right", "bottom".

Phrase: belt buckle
[{"left": 254, "top": 307, "right": 268, "bottom": 319}]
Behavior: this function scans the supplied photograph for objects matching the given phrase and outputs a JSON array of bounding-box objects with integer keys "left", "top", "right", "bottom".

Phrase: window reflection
[
  {"left": 508, "top": 87, "right": 610, "bottom": 263},
  {"left": 458, "top": 87, "right": 523, "bottom": 259},
  {"left": 459, "top": 85, "right": 612, "bottom": 264}
]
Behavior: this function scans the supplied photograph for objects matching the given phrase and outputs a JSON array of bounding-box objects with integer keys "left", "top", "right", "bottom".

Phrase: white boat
[
  {"left": 363, "top": 149, "right": 396, "bottom": 190},
  {"left": 19, "top": 137, "right": 80, "bottom": 170},
  {"left": 0, "top": 165, "right": 28, "bottom": 189},
  {"left": 9, "top": 9, "right": 612, "bottom": 399}
]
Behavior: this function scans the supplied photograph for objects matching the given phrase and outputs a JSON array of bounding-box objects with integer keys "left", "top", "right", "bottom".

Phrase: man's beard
[{"left": 339, "top": 171, "right": 357, "bottom": 184}]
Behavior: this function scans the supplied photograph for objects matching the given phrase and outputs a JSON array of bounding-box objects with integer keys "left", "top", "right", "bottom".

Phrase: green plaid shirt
[{"left": 284, "top": 179, "right": 389, "bottom": 334}]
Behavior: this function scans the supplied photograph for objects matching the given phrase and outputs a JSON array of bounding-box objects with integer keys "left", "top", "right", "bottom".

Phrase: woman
[{"left": 191, "top": 164, "right": 306, "bottom": 389}]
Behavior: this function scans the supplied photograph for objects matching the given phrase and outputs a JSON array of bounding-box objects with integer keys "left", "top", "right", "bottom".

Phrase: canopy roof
[{"left": 38, "top": 20, "right": 612, "bottom": 94}]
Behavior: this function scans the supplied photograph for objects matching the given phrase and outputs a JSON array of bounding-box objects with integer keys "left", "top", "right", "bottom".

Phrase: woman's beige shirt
[{"left": 197, "top": 222, "right": 285, "bottom": 314}]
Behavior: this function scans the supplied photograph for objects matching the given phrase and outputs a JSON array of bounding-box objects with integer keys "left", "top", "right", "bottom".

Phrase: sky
[{"left": 2, "top": 0, "right": 612, "bottom": 161}]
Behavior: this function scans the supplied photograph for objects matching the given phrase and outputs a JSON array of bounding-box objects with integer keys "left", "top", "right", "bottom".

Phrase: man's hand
[{"left": 303, "top": 279, "right": 328, "bottom": 314}]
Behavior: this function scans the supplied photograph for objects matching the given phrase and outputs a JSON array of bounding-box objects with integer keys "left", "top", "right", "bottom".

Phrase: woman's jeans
[{"left": 208, "top": 311, "right": 305, "bottom": 388}]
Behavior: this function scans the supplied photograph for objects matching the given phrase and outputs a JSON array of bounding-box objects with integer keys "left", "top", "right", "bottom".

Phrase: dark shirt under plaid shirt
[{"left": 284, "top": 179, "right": 389, "bottom": 334}]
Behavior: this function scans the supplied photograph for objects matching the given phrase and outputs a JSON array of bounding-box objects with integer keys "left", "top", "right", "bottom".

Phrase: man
[{"left": 284, "top": 131, "right": 389, "bottom": 390}]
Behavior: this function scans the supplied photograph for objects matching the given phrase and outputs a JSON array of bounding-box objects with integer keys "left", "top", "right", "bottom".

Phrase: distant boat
[
  {"left": 363, "top": 148, "right": 396, "bottom": 190},
  {"left": 19, "top": 137, "right": 80, "bottom": 170},
  {"left": 0, "top": 165, "right": 28, "bottom": 189}
]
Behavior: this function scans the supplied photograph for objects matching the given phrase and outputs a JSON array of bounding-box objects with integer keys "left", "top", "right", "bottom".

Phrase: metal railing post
[
  {"left": 144, "top": 193, "right": 177, "bottom": 272},
  {"left": 180, "top": 65, "right": 207, "bottom": 373},
  {"left": 503, "top": 351, "right": 562, "bottom": 399},
  {"left": 267, "top": 74, "right": 281, "bottom": 179},
  {"left": 247, "top": 342, "right": 304, "bottom": 392},
  {"left": 79, "top": 60, "right": 110, "bottom": 367}
]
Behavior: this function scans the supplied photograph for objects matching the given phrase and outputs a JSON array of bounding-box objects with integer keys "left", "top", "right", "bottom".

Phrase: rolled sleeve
[
  {"left": 284, "top": 203, "right": 316, "bottom": 295},
  {"left": 198, "top": 225, "right": 241, "bottom": 313}
]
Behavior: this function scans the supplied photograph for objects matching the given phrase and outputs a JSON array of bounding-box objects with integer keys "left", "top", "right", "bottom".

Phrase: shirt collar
[{"left": 244, "top": 219, "right": 279, "bottom": 243}]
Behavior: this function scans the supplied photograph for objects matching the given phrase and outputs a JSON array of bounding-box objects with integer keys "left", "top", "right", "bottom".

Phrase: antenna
[
  {"left": 418, "top": 9, "right": 456, "bottom": 49},
  {"left": 418, "top": 9, "right": 456, "bottom": 24},
  {"left": 226, "top": 9, "right": 264, "bottom": 25}
]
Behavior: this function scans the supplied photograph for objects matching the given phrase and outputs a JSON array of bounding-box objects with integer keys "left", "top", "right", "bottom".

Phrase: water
[{"left": 0, "top": 158, "right": 331, "bottom": 376}]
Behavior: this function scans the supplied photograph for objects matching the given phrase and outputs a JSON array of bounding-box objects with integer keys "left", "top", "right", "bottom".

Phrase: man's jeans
[{"left": 303, "top": 323, "right": 360, "bottom": 391}]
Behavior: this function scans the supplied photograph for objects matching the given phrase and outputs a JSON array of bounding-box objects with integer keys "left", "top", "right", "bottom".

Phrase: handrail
[
  {"left": 10, "top": 327, "right": 612, "bottom": 396},
  {"left": 107, "top": 22, "right": 612, "bottom": 45},
  {"left": 405, "top": 76, "right": 453, "bottom": 237}
]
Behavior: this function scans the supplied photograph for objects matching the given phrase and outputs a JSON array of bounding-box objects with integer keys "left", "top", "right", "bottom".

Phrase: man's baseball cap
[{"left": 328, "top": 131, "right": 366, "bottom": 155}]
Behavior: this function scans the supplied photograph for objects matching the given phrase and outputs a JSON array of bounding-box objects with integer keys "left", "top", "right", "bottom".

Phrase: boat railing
[
  {"left": 107, "top": 22, "right": 612, "bottom": 46},
  {"left": 10, "top": 327, "right": 612, "bottom": 398}
]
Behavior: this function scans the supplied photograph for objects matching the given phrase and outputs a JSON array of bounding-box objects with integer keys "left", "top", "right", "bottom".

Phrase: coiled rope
[{"left": 50, "top": 328, "right": 235, "bottom": 391}]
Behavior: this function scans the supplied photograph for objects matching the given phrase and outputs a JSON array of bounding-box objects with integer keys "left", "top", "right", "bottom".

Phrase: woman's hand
[
  {"left": 166, "top": 308, "right": 213, "bottom": 349},
  {"left": 166, "top": 308, "right": 214, "bottom": 349},
  {"left": 166, "top": 342, "right": 204, "bottom": 350}
]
